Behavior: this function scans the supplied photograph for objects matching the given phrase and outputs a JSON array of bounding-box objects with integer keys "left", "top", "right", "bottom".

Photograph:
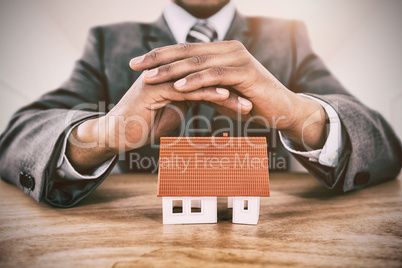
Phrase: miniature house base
[
  {"left": 157, "top": 135, "right": 270, "bottom": 225},
  {"left": 162, "top": 196, "right": 260, "bottom": 225}
]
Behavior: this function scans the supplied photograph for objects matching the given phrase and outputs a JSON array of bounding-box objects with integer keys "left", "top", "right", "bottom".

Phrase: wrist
[
  {"left": 281, "top": 95, "right": 328, "bottom": 150},
  {"left": 73, "top": 117, "right": 117, "bottom": 156},
  {"left": 65, "top": 117, "right": 117, "bottom": 172}
]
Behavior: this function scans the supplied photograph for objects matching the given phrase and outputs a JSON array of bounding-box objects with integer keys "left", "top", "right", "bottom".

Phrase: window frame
[
  {"left": 243, "top": 199, "right": 249, "bottom": 211},
  {"left": 171, "top": 199, "right": 184, "bottom": 214},
  {"left": 190, "top": 199, "right": 202, "bottom": 214}
]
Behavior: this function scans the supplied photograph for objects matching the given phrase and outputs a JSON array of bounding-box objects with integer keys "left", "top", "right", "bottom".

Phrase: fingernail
[
  {"left": 130, "top": 55, "right": 144, "bottom": 65},
  {"left": 174, "top": 78, "right": 186, "bottom": 88},
  {"left": 145, "top": 68, "right": 158, "bottom": 78},
  {"left": 216, "top": 88, "right": 229, "bottom": 95},
  {"left": 238, "top": 96, "right": 252, "bottom": 106}
]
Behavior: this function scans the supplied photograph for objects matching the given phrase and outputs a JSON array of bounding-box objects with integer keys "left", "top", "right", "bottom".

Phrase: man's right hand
[{"left": 65, "top": 72, "right": 244, "bottom": 172}]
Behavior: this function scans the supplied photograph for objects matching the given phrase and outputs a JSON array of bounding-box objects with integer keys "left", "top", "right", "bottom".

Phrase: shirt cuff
[
  {"left": 279, "top": 94, "right": 345, "bottom": 167},
  {"left": 56, "top": 122, "right": 116, "bottom": 180}
]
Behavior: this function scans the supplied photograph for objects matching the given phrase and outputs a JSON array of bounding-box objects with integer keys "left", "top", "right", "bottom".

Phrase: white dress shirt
[
  {"left": 56, "top": 1, "right": 344, "bottom": 180},
  {"left": 163, "top": 1, "right": 235, "bottom": 43}
]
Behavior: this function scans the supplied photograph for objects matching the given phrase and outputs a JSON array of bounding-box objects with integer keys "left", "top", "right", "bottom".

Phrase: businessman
[{"left": 0, "top": 0, "right": 401, "bottom": 207}]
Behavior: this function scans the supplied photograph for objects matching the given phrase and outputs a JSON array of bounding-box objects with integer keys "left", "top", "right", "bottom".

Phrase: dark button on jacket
[{"left": 19, "top": 172, "right": 35, "bottom": 191}]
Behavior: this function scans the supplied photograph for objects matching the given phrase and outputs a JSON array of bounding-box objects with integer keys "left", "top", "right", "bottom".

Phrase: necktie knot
[{"left": 186, "top": 21, "right": 217, "bottom": 43}]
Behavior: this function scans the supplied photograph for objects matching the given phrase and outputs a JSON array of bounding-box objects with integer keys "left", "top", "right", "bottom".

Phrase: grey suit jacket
[{"left": 1, "top": 12, "right": 401, "bottom": 207}]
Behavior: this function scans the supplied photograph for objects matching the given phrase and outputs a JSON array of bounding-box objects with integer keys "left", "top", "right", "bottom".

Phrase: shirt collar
[{"left": 163, "top": 1, "right": 236, "bottom": 43}]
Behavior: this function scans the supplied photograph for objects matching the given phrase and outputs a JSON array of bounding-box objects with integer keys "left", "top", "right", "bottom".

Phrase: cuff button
[{"left": 19, "top": 172, "right": 35, "bottom": 191}]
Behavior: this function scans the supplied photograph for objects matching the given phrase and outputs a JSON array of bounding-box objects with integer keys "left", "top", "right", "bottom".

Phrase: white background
[{"left": 0, "top": 0, "right": 401, "bottom": 170}]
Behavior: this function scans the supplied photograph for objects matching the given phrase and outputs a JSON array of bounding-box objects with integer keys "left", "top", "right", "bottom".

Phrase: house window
[
  {"left": 191, "top": 199, "right": 202, "bottom": 213},
  {"left": 243, "top": 200, "right": 249, "bottom": 211},
  {"left": 172, "top": 200, "right": 183, "bottom": 214}
]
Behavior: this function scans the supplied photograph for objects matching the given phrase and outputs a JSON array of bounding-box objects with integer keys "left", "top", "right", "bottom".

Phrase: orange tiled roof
[{"left": 157, "top": 136, "right": 270, "bottom": 197}]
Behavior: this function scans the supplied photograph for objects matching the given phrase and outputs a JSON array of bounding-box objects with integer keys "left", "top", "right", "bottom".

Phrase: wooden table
[{"left": 0, "top": 173, "right": 401, "bottom": 267}]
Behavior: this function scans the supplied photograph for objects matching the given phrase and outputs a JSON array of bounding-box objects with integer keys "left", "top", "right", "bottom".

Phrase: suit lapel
[
  {"left": 224, "top": 11, "right": 253, "bottom": 48},
  {"left": 144, "top": 16, "right": 177, "bottom": 51}
]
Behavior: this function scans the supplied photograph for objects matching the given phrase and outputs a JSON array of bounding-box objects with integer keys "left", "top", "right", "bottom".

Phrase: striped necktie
[
  {"left": 186, "top": 21, "right": 218, "bottom": 43},
  {"left": 186, "top": 21, "right": 217, "bottom": 136}
]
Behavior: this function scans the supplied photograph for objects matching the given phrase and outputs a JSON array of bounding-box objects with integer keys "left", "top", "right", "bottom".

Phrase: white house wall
[
  {"left": 232, "top": 197, "right": 260, "bottom": 225},
  {"left": 228, "top": 197, "right": 233, "bottom": 208},
  {"left": 162, "top": 197, "right": 217, "bottom": 224}
]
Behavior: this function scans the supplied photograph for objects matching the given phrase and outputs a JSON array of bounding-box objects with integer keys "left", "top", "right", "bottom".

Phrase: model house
[{"left": 157, "top": 133, "right": 270, "bottom": 225}]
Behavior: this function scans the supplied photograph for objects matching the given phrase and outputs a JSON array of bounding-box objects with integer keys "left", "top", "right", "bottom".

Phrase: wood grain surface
[{"left": 0, "top": 173, "right": 401, "bottom": 268}]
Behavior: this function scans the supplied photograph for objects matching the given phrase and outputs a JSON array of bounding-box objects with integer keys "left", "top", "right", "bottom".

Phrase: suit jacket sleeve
[
  {"left": 289, "top": 21, "right": 402, "bottom": 191},
  {"left": 0, "top": 27, "right": 117, "bottom": 207}
]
